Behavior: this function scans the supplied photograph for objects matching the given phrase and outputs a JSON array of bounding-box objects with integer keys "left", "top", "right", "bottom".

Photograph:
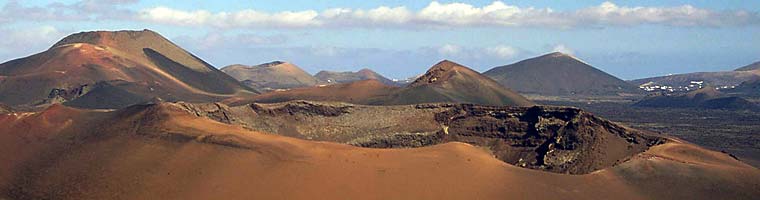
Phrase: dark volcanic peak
[
  {"left": 735, "top": 61, "right": 760, "bottom": 71},
  {"left": 484, "top": 52, "right": 640, "bottom": 96},
  {"left": 545, "top": 51, "right": 571, "bottom": 57}
]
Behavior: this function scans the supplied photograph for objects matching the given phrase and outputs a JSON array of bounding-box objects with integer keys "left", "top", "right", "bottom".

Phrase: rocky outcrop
[
  {"left": 42, "top": 84, "right": 92, "bottom": 104},
  {"left": 425, "top": 104, "right": 663, "bottom": 174},
  {"left": 174, "top": 101, "right": 665, "bottom": 174},
  {"left": 250, "top": 101, "right": 352, "bottom": 117}
]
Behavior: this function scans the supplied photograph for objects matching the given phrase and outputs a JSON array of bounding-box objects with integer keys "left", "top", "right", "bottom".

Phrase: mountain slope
[
  {"left": 221, "top": 61, "right": 318, "bottom": 91},
  {"left": 314, "top": 68, "right": 397, "bottom": 86},
  {"left": 0, "top": 29, "right": 254, "bottom": 109},
  {"left": 630, "top": 71, "right": 760, "bottom": 88},
  {"left": 726, "top": 79, "right": 760, "bottom": 97},
  {"left": 484, "top": 52, "right": 640, "bottom": 96},
  {"left": 236, "top": 79, "right": 398, "bottom": 105},
  {"left": 735, "top": 61, "right": 760, "bottom": 71},
  {"left": 630, "top": 61, "right": 760, "bottom": 88},
  {"left": 634, "top": 87, "right": 758, "bottom": 110}
]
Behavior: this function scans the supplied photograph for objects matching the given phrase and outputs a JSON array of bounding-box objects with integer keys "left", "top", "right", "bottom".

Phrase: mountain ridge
[{"left": 241, "top": 60, "right": 533, "bottom": 107}]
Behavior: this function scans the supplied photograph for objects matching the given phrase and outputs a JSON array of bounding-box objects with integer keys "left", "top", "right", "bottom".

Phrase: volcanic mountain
[
  {"left": 386, "top": 60, "right": 533, "bottom": 106},
  {"left": 221, "top": 61, "right": 318, "bottom": 91},
  {"left": 484, "top": 52, "right": 640, "bottom": 96},
  {"left": 1, "top": 102, "right": 758, "bottom": 199},
  {"left": 0, "top": 29, "right": 254, "bottom": 109},
  {"left": 634, "top": 86, "right": 758, "bottom": 110},
  {"left": 314, "top": 68, "right": 397, "bottom": 86},
  {"left": 242, "top": 60, "right": 533, "bottom": 106}
]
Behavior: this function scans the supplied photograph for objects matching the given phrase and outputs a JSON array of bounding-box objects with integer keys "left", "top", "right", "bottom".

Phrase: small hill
[
  {"left": 484, "top": 52, "right": 640, "bottom": 96},
  {"left": 0, "top": 29, "right": 254, "bottom": 109},
  {"left": 387, "top": 60, "right": 533, "bottom": 106},
  {"left": 735, "top": 61, "right": 760, "bottom": 71},
  {"left": 221, "top": 61, "right": 318, "bottom": 91},
  {"left": 314, "top": 68, "right": 397, "bottom": 86},
  {"left": 633, "top": 87, "right": 758, "bottom": 110}
]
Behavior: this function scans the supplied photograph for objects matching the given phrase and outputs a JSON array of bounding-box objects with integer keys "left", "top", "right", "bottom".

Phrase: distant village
[{"left": 638, "top": 80, "right": 736, "bottom": 93}]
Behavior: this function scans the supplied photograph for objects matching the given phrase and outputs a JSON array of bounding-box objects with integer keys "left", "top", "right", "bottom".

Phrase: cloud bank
[
  {"left": 137, "top": 1, "right": 760, "bottom": 29},
  {"left": 2, "top": 1, "right": 756, "bottom": 29}
]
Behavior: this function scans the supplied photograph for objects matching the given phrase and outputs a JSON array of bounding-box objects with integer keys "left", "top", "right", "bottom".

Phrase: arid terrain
[
  {"left": 0, "top": 28, "right": 759, "bottom": 200},
  {"left": 1, "top": 102, "right": 758, "bottom": 200}
]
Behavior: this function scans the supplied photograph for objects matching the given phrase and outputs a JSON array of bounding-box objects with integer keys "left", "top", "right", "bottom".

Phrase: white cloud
[
  {"left": 132, "top": 1, "right": 759, "bottom": 29},
  {"left": 437, "top": 44, "right": 462, "bottom": 55},
  {"left": 311, "top": 46, "right": 342, "bottom": 56},
  {"left": 552, "top": 44, "right": 574, "bottom": 55},
  {"left": 429, "top": 44, "right": 522, "bottom": 61},
  {"left": 486, "top": 45, "right": 519, "bottom": 59},
  {"left": 139, "top": 7, "right": 320, "bottom": 28},
  {"left": 173, "top": 32, "right": 288, "bottom": 50},
  {"left": 321, "top": 6, "right": 412, "bottom": 26},
  {"left": 0, "top": 0, "right": 137, "bottom": 24},
  {"left": 0, "top": 26, "right": 67, "bottom": 61}
]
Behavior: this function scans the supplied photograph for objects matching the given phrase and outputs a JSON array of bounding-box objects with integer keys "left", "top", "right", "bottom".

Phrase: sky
[{"left": 0, "top": 0, "right": 758, "bottom": 80}]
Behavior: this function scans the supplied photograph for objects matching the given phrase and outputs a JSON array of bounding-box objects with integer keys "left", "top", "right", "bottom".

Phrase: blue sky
[{"left": 1, "top": 0, "right": 759, "bottom": 80}]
